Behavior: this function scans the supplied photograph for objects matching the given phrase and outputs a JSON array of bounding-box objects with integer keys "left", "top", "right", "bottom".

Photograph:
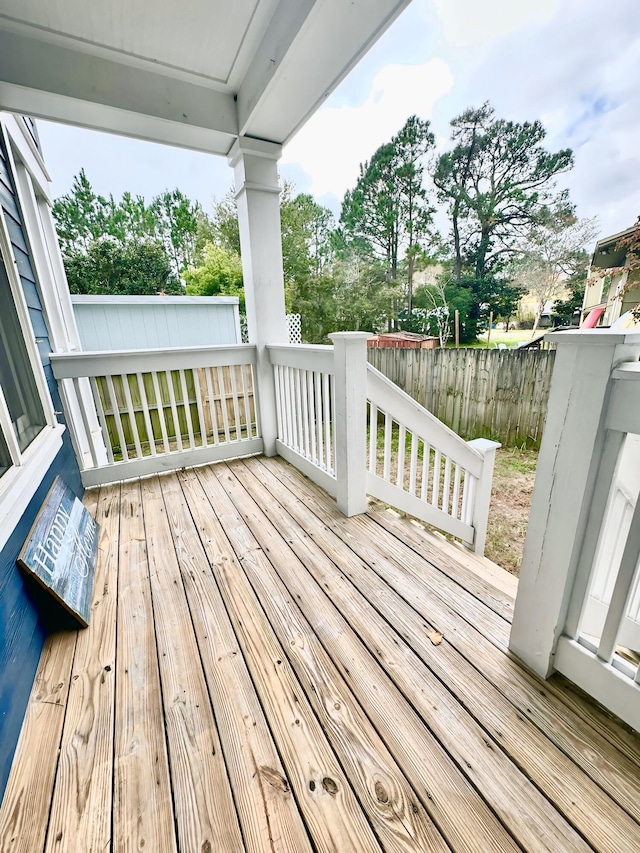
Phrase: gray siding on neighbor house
[
  {"left": 0, "top": 133, "right": 82, "bottom": 798},
  {"left": 71, "top": 295, "right": 241, "bottom": 351}
]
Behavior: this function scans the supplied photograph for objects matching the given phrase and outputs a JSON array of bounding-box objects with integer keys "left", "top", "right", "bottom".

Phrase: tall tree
[
  {"left": 150, "top": 189, "right": 201, "bottom": 276},
  {"left": 433, "top": 102, "right": 574, "bottom": 337},
  {"left": 511, "top": 209, "right": 597, "bottom": 334},
  {"left": 340, "top": 115, "right": 435, "bottom": 326},
  {"left": 64, "top": 241, "right": 182, "bottom": 295}
]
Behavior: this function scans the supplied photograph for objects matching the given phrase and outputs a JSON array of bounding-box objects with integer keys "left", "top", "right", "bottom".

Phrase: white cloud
[
  {"left": 430, "top": 0, "right": 559, "bottom": 47},
  {"left": 282, "top": 58, "right": 454, "bottom": 201}
]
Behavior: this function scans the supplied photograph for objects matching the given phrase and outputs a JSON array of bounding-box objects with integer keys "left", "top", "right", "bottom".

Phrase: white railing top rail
[
  {"left": 267, "top": 342, "right": 334, "bottom": 374},
  {"left": 50, "top": 343, "right": 257, "bottom": 380},
  {"left": 366, "top": 363, "right": 484, "bottom": 477}
]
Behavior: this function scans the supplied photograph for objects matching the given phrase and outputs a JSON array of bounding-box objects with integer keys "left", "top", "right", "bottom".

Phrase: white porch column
[
  {"left": 330, "top": 332, "right": 370, "bottom": 517},
  {"left": 228, "top": 136, "right": 288, "bottom": 456},
  {"left": 510, "top": 329, "right": 640, "bottom": 677}
]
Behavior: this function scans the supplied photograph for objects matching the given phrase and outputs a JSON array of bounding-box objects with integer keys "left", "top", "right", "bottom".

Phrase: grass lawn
[
  {"left": 484, "top": 446, "right": 538, "bottom": 575},
  {"left": 460, "top": 329, "right": 536, "bottom": 349}
]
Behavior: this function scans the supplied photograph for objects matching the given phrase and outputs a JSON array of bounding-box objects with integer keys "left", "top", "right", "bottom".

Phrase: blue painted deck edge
[{"left": 0, "top": 435, "right": 82, "bottom": 799}]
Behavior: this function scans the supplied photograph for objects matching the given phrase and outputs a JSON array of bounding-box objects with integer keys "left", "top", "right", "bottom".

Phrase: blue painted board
[{"left": 18, "top": 478, "right": 98, "bottom": 627}]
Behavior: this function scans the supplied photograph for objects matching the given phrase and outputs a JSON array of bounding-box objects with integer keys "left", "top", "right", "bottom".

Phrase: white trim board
[{"left": 0, "top": 424, "right": 64, "bottom": 552}]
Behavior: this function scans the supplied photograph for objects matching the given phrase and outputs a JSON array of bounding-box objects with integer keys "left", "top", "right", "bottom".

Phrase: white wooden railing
[
  {"left": 366, "top": 366, "right": 498, "bottom": 553},
  {"left": 511, "top": 329, "right": 640, "bottom": 732},
  {"left": 268, "top": 334, "right": 499, "bottom": 553},
  {"left": 269, "top": 343, "right": 337, "bottom": 497},
  {"left": 51, "top": 344, "right": 262, "bottom": 487}
]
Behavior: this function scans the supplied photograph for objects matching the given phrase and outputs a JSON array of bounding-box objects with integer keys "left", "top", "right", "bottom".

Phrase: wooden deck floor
[{"left": 2, "top": 456, "right": 640, "bottom": 852}]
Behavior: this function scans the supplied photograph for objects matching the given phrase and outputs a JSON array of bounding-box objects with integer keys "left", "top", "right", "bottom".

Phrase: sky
[{"left": 37, "top": 0, "right": 640, "bottom": 244}]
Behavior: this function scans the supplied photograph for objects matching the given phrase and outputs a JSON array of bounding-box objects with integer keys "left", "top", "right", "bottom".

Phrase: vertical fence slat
[
  {"left": 121, "top": 373, "right": 143, "bottom": 459},
  {"left": 383, "top": 413, "right": 392, "bottom": 482},
  {"left": 396, "top": 425, "right": 406, "bottom": 489},
  {"left": 315, "top": 371, "right": 324, "bottom": 466},
  {"left": 166, "top": 370, "right": 184, "bottom": 452},
  {"left": 90, "top": 376, "right": 114, "bottom": 465},
  {"left": 136, "top": 372, "right": 157, "bottom": 456},
  {"left": 409, "top": 433, "right": 418, "bottom": 495},
  {"left": 274, "top": 364, "right": 284, "bottom": 441},
  {"left": 228, "top": 364, "right": 243, "bottom": 441},
  {"left": 597, "top": 498, "right": 640, "bottom": 663},
  {"left": 323, "top": 373, "right": 332, "bottom": 472},
  {"left": 307, "top": 371, "right": 317, "bottom": 464},
  {"left": 217, "top": 366, "right": 231, "bottom": 443},
  {"left": 72, "top": 377, "right": 99, "bottom": 468},
  {"left": 193, "top": 369, "right": 208, "bottom": 447},
  {"left": 301, "top": 369, "right": 310, "bottom": 458},
  {"left": 151, "top": 371, "right": 170, "bottom": 453},
  {"left": 368, "top": 347, "right": 555, "bottom": 447},
  {"left": 205, "top": 367, "right": 220, "bottom": 445},
  {"left": 443, "top": 457, "right": 452, "bottom": 516},
  {"left": 452, "top": 464, "right": 461, "bottom": 519},
  {"left": 242, "top": 364, "right": 252, "bottom": 439},
  {"left": 105, "top": 374, "right": 129, "bottom": 462},
  {"left": 420, "top": 442, "right": 430, "bottom": 501},
  {"left": 178, "top": 368, "right": 196, "bottom": 450},
  {"left": 369, "top": 403, "right": 378, "bottom": 475},
  {"left": 431, "top": 450, "right": 441, "bottom": 507}
]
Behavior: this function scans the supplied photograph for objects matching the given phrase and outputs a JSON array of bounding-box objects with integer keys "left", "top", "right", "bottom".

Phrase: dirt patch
[{"left": 484, "top": 447, "right": 538, "bottom": 575}]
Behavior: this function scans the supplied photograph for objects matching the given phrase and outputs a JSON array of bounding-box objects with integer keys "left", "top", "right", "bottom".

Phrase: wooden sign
[{"left": 18, "top": 478, "right": 99, "bottom": 627}]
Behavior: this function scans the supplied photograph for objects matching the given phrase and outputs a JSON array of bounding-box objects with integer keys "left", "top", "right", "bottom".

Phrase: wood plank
[
  {"left": 181, "top": 469, "right": 384, "bottom": 853},
  {"left": 113, "top": 480, "right": 176, "bottom": 853},
  {"left": 366, "top": 504, "right": 515, "bottom": 618},
  {"left": 264, "top": 455, "right": 511, "bottom": 652},
  {"left": 0, "top": 631, "right": 78, "bottom": 853},
  {"left": 45, "top": 484, "right": 120, "bottom": 853},
  {"left": 196, "top": 471, "right": 451, "bottom": 853},
  {"left": 0, "top": 492, "right": 97, "bottom": 853},
  {"left": 237, "top": 459, "right": 640, "bottom": 853},
  {"left": 205, "top": 464, "right": 521, "bottom": 853},
  {"left": 260, "top": 457, "right": 640, "bottom": 824},
  {"left": 227, "top": 460, "right": 612, "bottom": 853},
  {"left": 159, "top": 470, "right": 314, "bottom": 853},
  {"left": 140, "top": 475, "right": 244, "bottom": 851}
]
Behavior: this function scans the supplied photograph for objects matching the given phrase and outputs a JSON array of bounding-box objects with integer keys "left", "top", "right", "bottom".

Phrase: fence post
[
  {"left": 330, "top": 332, "right": 370, "bottom": 517},
  {"left": 510, "top": 329, "right": 640, "bottom": 678},
  {"left": 466, "top": 437, "right": 500, "bottom": 555}
]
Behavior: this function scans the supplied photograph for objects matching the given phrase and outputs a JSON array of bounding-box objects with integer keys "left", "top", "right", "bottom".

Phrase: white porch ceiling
[{"left": 0, "top": 0, "right": 412, "bottom": 156}]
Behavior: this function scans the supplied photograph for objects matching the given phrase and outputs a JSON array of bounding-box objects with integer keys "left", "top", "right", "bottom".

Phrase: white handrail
[
  {"left": 51, "top": 344, "right": 262, "bottom": 487},
  {"left": 268, "top": 339, "right": 499, "bottom": 552}
]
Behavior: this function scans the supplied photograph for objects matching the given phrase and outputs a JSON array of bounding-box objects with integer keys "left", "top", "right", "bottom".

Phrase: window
[{"left": 0, "top": 249, "right": 46, "bottom": 474}]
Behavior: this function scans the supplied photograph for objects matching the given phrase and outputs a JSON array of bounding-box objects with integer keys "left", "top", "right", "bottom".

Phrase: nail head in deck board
[
  {"left": 18, "top": 478, "right": 99, "bottom": 628},
  {"left": 45, "top": 485, "right": 119, "bottom": 853},
  {"left": 256, "top": 456, "right": 640, "bottom": 831},
  {"left": 160, "top": 470, "right": 314, "bottom": 853},
  {"left": 236, "top": 461, "right": 640, "bottom": 852},
  {"left": 185, "top": 469, "right": 384, "bottom": 853},
  {"left": 197, "top": 469, "right": 449, "bottom": 852},
  {"left": 218, "top": 462, "right": 596, "bottom": 853},
  {"left": 140, "top": 474, "right": 244, "bottom": 852}
]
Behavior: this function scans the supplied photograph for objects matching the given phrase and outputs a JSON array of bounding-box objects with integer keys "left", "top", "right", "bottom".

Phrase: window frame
[{"left": 0, "top": 117, "right": 65, "bottom": 551}]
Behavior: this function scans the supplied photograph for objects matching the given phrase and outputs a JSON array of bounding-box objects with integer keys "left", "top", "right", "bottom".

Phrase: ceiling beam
[
  {"left": 0, "top": 28, "right": 238, "bottom": 154},
  {"left": 238, "top": 0, "right": 412, "bottom": 145}
]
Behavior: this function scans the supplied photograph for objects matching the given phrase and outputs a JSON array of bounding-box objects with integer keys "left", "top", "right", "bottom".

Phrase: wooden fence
[{"left": 367, "top": 347, "right": 556, "bottom": 447}]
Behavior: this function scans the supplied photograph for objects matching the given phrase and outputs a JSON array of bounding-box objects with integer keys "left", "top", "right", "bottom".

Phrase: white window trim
[
  {"left": 0, "top": 424, "right": 64, "bottom": 553},
  {"left": 0, "top": 117, "right": 69, "bottom": 548}
]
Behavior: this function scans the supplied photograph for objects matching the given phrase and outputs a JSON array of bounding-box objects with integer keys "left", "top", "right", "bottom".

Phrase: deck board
[{"left": 2, "top": 456, "right": 640, "bottom": 853}]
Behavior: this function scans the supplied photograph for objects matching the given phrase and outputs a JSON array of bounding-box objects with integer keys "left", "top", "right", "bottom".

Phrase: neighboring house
[{"left": 582, "top": 218, "right": 640, "bottom": 325}]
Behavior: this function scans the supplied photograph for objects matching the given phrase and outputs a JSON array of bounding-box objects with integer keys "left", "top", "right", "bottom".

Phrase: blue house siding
[{"left": 0, "top": 131, "right": 82, "bottom": 798}]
